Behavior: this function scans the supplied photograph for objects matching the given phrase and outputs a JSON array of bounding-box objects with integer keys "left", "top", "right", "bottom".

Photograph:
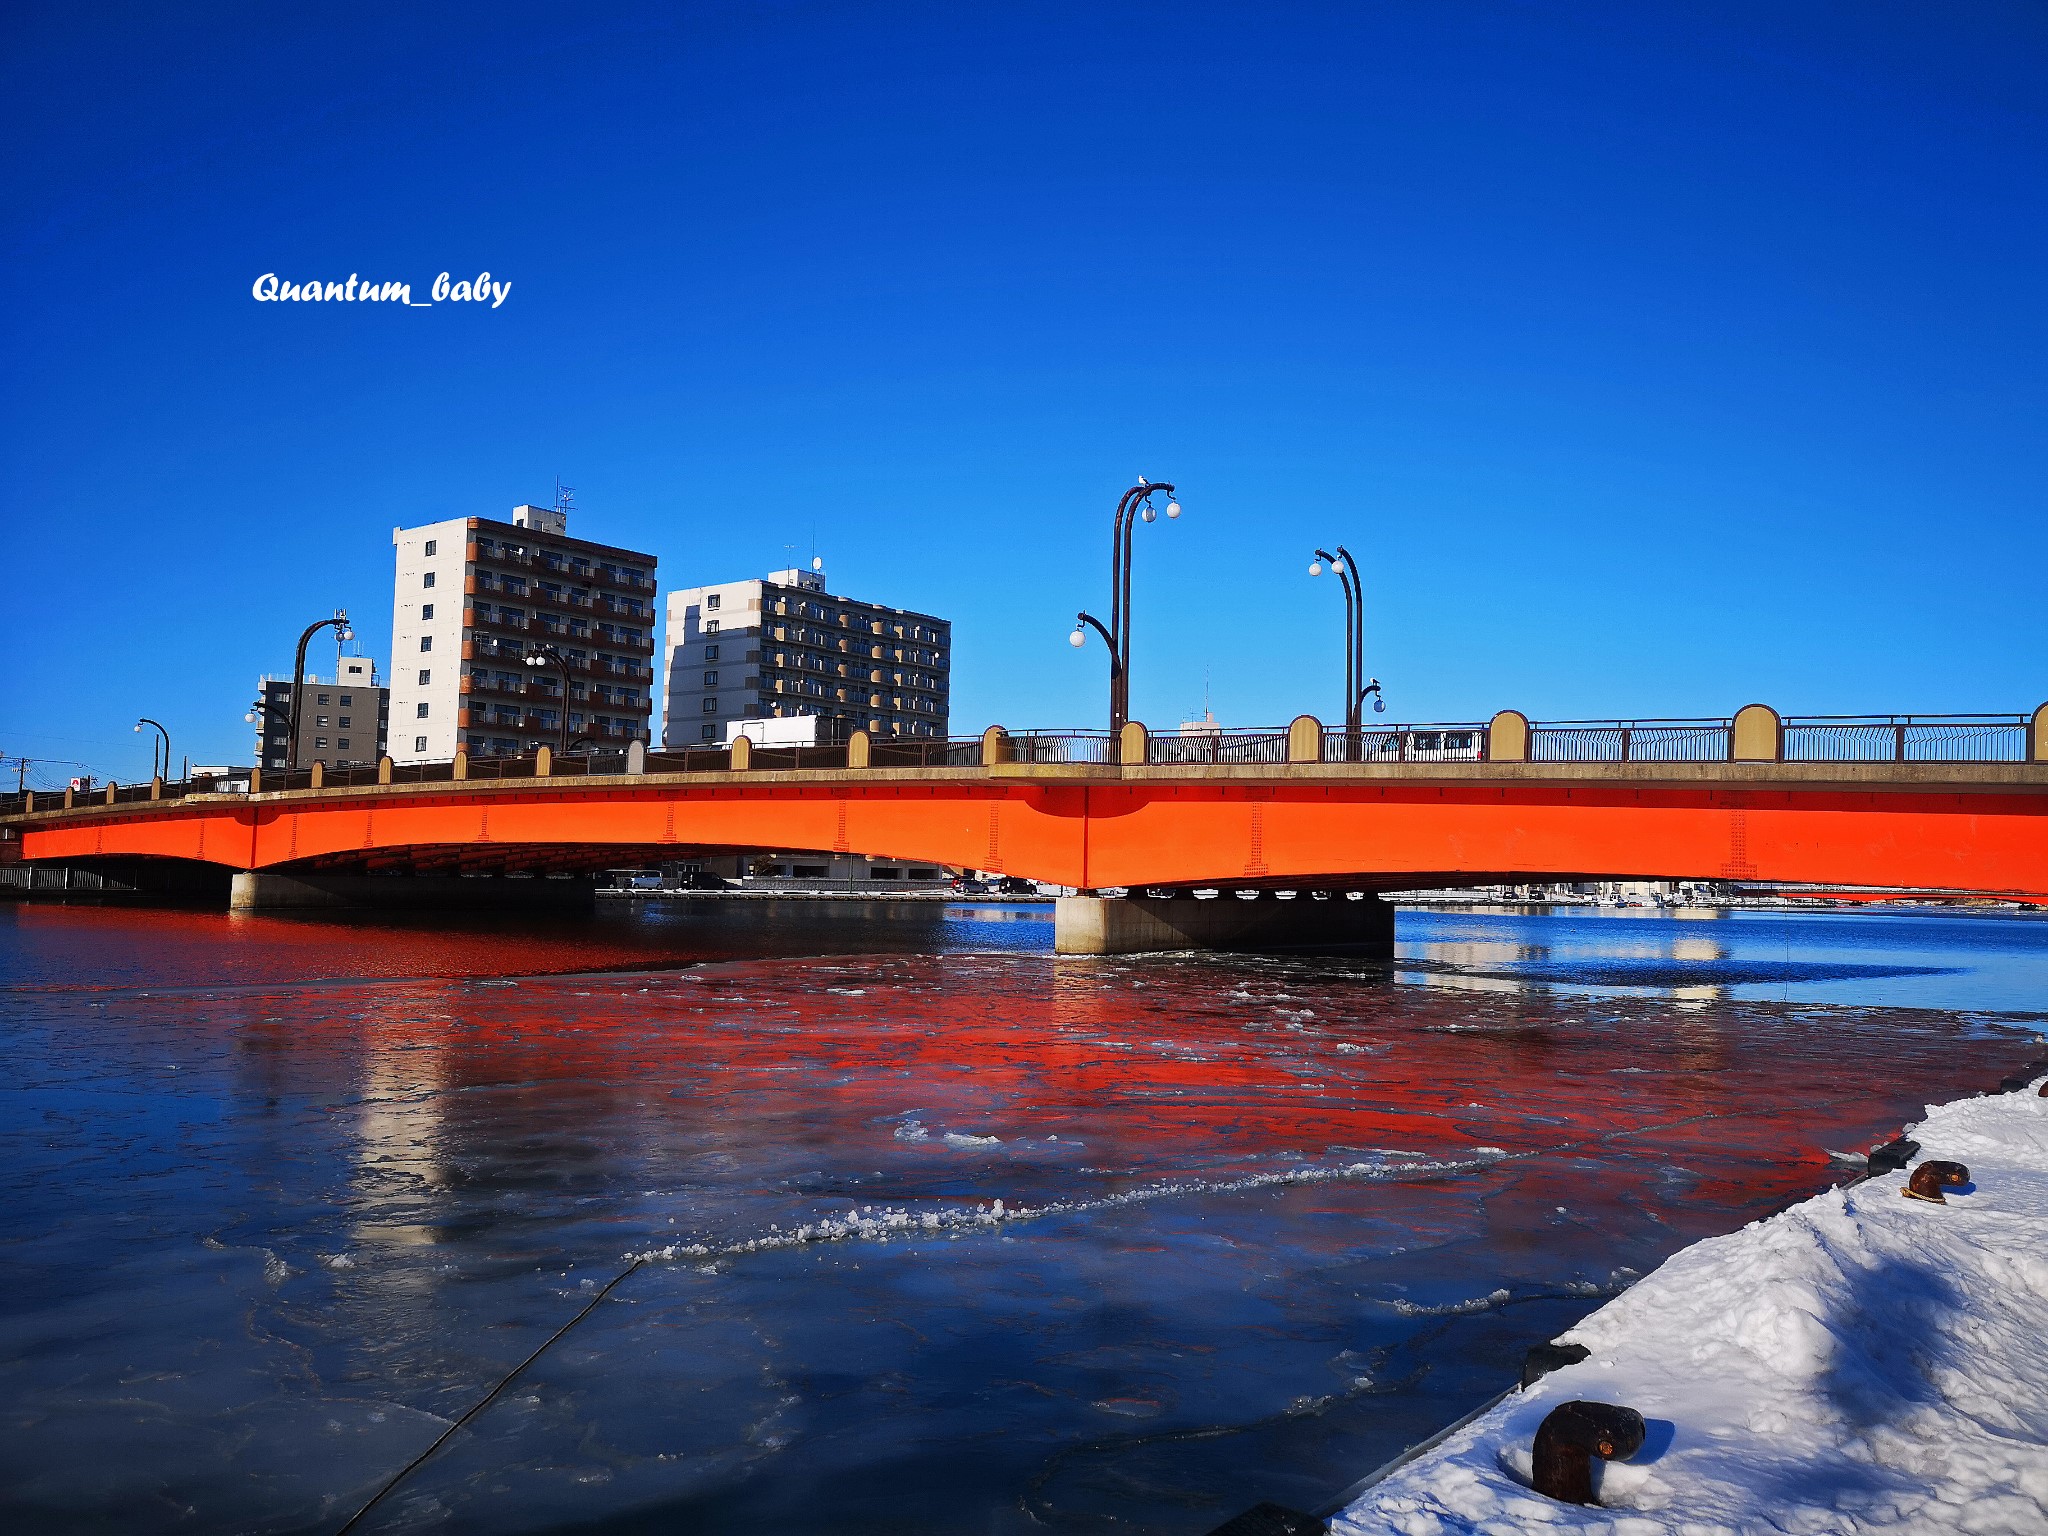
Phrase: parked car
[
  {"left": 950, "top": 877, "right": 991, "bottom": 895},
  {"left": 992, "top": 876, "right": 1037, "bottom": 895}
]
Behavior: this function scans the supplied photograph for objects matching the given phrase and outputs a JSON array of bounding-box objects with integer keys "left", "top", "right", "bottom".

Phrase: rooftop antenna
[{"left": 553, "top": 478, "right": 575, "bottom": 518}]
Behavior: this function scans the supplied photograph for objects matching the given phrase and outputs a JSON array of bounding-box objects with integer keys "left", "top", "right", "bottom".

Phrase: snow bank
[{"left": 1334, "top": 1082, "right": 2048, "bottom": 1535}]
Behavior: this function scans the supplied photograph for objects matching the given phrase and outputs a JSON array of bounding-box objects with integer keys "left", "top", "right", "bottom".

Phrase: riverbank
[{"left": 1332, "top": 1077, "right": 2048, "bottom": 1535}]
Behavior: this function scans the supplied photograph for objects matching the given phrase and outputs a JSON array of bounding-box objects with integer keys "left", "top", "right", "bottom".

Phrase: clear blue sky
[{"left": 4, "top": 1, "right": 2044, "bottom": 783}]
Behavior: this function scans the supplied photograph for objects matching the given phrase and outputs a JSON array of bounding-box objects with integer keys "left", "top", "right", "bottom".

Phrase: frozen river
[{"left": 1, "top": 900, "right": 2043, "bottom": 1533}]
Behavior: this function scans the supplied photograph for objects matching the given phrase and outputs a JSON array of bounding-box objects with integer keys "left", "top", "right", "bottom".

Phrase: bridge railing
[
  {"left": 868, "top": 738, "right": 983, "bottom": 768},
  {"left": 1007, "top": 731, "right": 1118, "bottom": 764},
  {"left": 1527, "top": 719, "right": 1733, "bottom": 763},
  {"left": 1321, "top": 725, "right": 1489, "bottom": 763},
  {"left": 1149, "top": 729, "right": 1291, "bottom": 765},
  {"left": 1781, "top": 714, "right": 2030, "bottom": 763}
]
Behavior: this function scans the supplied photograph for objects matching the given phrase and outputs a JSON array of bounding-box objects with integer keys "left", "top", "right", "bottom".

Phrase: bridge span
[{"left": 6, "top": 709, "right": 2047, "bottom": 951}]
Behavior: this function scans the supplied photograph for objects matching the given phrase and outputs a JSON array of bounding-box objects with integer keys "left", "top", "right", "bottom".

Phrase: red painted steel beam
[{"left": 11, "top": 774, "right": 2048, "bottom": 898}]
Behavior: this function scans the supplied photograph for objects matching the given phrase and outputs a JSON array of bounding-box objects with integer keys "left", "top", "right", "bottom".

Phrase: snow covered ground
[{"left": 1334, "top": 1080, "right": 2048, "bottom": 1535}]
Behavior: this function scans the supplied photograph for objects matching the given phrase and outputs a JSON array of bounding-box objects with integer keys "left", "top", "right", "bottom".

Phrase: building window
[
  {"left": 702, "top": 698, "right": 717, "bottom": 713},
  {"left": 420, "top": 636, "right": 432, "bottom": 652},
  {"left": 313, "top": 715, "right": 327, "bottom": 727},
  {"left": 701, "top": 723, "right": 717, "bottom": 741},
  {"left": 421, "top": 603, "right": 435, "bottom": 620},
  {"left": 423, "top": 571, "right": 437, "bottom": 588},
  {"left": 314, "top": 738, "right": 328, "bottom": 749},
  {"left": 704, "top": 645, "right": 720, "bottom": 661},
  {"left": 317, "top": 693, "right": 331, "bottom": 705},
  {"left": 415, "top": 735, "right": 428, "bottom": 752},
  {"left": 705, "top": 593, "right": 721, "bottom": 610},
  {"left": 416, "top": 702, "right": 430, "bottom": 718},
  {"left": 705, "top": 619, "right": 719, "bottom": 635},
  {"left": 703, "top": 671, "right": 718, "bottom": 687},
  {"left": 337, "top": 738, "right": 350, "bottom": 749},
  {"left": 338, "top": 716, "right": 351, "bottom": 727},
  {"left": 417, "top": 669, "right": 431, "bottom": 685},
  {"left": 424, "top": 539, "right": 437, "bottom": 556}
]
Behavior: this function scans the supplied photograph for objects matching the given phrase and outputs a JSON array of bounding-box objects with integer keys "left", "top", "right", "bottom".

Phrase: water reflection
[{"left": 0, "top": 901, "right": 2041, "bottom": 1533}]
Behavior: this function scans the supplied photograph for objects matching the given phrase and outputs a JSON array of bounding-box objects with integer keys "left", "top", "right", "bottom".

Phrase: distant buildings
[
  {"left": 660, "top": 563, "right": 950, "bottom": 746},
  {"left": 251, "top": 656, "right": 388, "bottom": 771},
  {"left": 387, "top": 503, "right": 659, "bottom": 762}
]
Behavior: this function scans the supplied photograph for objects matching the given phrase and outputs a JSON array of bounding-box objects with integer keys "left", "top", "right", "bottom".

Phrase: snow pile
[{"left": 1335, "top": 1083, "right": 2048, "bottom": 1535}]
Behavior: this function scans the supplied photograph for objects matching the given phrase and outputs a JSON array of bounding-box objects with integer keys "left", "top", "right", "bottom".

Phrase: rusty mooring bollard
[
  {"left": 1903, "top": 1160, "right": 1969, "bottom": 1203},
  {"left": 1532, "top": 1400, "right": 1646, "bottom": 1505}
]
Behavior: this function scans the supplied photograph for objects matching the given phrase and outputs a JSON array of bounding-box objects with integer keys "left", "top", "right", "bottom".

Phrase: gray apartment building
[
  {"left": 661, "top": 564, "right": 950, "bottom": 746},
  {"left": 251, "top": 655, "right": 389, "bottom": 772}
]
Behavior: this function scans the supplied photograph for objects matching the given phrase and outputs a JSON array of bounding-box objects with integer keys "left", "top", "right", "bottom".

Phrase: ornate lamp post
[
  {"left": 523, "top": 644, "right": 574, "bottom": 754},
  {"left": 285, "top": 610, "right": 354, "bottom": 771},
  {"left": 1069, "top": 478, "right": 1181, "bottom": 736},
  {"left": 1309, "top": 546, "right": 1382, "bottom": 759},
  {"left": 133, "top": 718, "right": 170, "bottom": 781}
]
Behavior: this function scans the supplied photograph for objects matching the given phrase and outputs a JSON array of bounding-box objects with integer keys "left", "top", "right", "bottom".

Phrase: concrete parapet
[
  {"left": 535, "top": 745, "right": 553, "bottom": 777},
  {"left": 730, "top": 734, "right": 753, "bottom": 770},
  {"left": 982, "top": 725, "right": 1013, "bottom": 766},
  {"left": 2033, "top": 704, "right": 2048, "bottom": 764},
  {"left": 1732, "top": 703, "right": 1782, "bottom": 762},
  {"left": 1119, "top": 721, "right": 1149, "bottom": 764},
  {"left": 1055, "top": 891, "right": 1394, "bottom": 956},
  {"left": 1489, "top": 710, "right": 1530, "bottom": 762},
  {"left": 229, "top": 871, "right": 596, "bottom": 912},
  {"left": 1288, "top": 715, "right": 1322, "bottom": 763}
]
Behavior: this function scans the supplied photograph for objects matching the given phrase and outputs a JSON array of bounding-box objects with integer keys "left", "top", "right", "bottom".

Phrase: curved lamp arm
[{"left": 1072, "top": 611, "right": 1123, "bottom": 675}]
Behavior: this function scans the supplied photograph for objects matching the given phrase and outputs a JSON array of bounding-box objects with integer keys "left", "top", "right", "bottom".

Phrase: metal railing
[
  {"left": 1782, "top": 714, "right": 2029, "bottom": 763},
  {"left": 2, "top": 711, "right": 2040, "bottom": 820},
  {"left": 1149, "top": 729, "right": 1290, "bottom": 765},
  {"left": 1528, "top": 719, "right": 1731, "bottom": 763},
  {"left": 1322, "top": 725, "right": 1488, "bottom": 763}
]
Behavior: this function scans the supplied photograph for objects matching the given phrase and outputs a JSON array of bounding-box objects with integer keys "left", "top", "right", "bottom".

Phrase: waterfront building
[
  {"left": 251, "top": 656, "right": 389, "bottom": 772},
  {"left": 660, "top": 563, "right": 950, "bottom": 746},
  {"left": 387, "top": 502, "right": 659, "bottom": 762}
]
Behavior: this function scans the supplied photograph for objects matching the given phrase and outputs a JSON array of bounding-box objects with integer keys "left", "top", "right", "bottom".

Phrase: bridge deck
[{"left": 8, "top": 758, "right": 2048, "bottom": 898}]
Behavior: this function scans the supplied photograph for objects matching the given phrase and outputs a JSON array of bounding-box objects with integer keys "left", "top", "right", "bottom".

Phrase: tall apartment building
[
  {"left": 251, "top": 656, "right": 389, "bottom": 772},
  {"left": 661, "top": 564, "right": 950, "bottom": 746},
  {"left": 387, "top": 503, "right": 658, "bottom": 762}
]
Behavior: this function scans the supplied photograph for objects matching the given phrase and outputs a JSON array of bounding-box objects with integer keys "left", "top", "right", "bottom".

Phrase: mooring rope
[{"left": 333, "top": 1256, "right": 649, "bottom": 1534}]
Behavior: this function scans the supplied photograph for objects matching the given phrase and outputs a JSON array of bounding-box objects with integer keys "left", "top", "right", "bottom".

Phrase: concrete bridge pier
[
  {"left": 229, "top": 871, "right": 597, "bottom": 912},
  {"left": 1054, "top": 892, "right": 1395, "bottom": 957}
]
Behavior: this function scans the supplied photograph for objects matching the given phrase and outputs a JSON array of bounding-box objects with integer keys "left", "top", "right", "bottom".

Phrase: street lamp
[
  {"left": 1310, "top": 545, "right": 1383, "bottom": 759},
  {"left": 284, "top": 610, "right": 353, "bottom": 771},
  {"left": 133, "top": 718, "right": 170, "bottom": 782},
  {"left": 1070, "top": 478, "right": 1181, "bottom": 736},
  {"left": 523, "top": 644, "right": 574, "bottom": 754}
]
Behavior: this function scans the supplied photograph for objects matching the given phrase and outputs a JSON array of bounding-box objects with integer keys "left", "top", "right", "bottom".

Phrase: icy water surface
[{"left": 1, "top": 900, "right": 2044, "bottom": 1534}]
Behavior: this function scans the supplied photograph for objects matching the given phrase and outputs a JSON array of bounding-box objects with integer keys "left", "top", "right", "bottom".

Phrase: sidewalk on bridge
[{"left": 1330, "top": 1076, "right": 2048, "bottom": 1535}]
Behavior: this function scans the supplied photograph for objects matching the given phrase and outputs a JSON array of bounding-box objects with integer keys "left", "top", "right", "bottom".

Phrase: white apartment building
[
  {"left": 661, "top": 563, "right": 950, "bottom": 746},
  {"left": 388, "top": 503, "right": 659, "bottom": 762}
]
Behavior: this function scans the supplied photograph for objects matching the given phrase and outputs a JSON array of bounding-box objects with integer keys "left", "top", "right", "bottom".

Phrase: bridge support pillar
[
  {"left": 1054, "top": 893, "right": 1394, "bottom": 956},
  {"left": 229, "top": 871, "right": 597, "bottom": 912}
]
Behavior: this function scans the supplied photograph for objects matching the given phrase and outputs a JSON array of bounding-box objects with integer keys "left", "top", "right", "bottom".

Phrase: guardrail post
[
  {"left": 1488, "top": 710, "right": 1530, "bottom": 762},
  {"left": 150, "top": 777, "right": 163, "bottom": 802},
  {"left": 309, "top": 762, "right": 324, "bottom": 790},
  {"left": 377, "top": 756, "right": 393, "bottom": 785},
  {"left": 535, "top": 746, "right": 553, "bottom": 778},
  {"left": 731, "top": 734, "right": 753, "bottom": 770},
  {"left": 2031, "top": 703, "right": 2048, "bottom": 763},
  {"left": 1287, "top": 714, "right": 1322, "bottom": 763},
  {"left": 626, "top": 739, "right": 646, "bottom": 775},
  {"left": 848, "top": 728, "right": 871, "bottom": 769},
  {"left": 452, "top": 750, "right": 469, "bottom": 781},
  {"left": 981, "top": 726, "right": 1012, "bottom": 766},
  {"left": 1118, "top": 720, "right": 1148, "bottom": 766},
  {"left": 1731, "top": 703, "right": 1782, "bottom": 762}
]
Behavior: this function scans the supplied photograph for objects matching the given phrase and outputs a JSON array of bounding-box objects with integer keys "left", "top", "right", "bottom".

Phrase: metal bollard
[
  {"left": 1531, "top": 1401, "right": 1646, "bottom": 1505},
  {"left": 1903, "top": 1160, "right": 1969, "bottom": 1204}
]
